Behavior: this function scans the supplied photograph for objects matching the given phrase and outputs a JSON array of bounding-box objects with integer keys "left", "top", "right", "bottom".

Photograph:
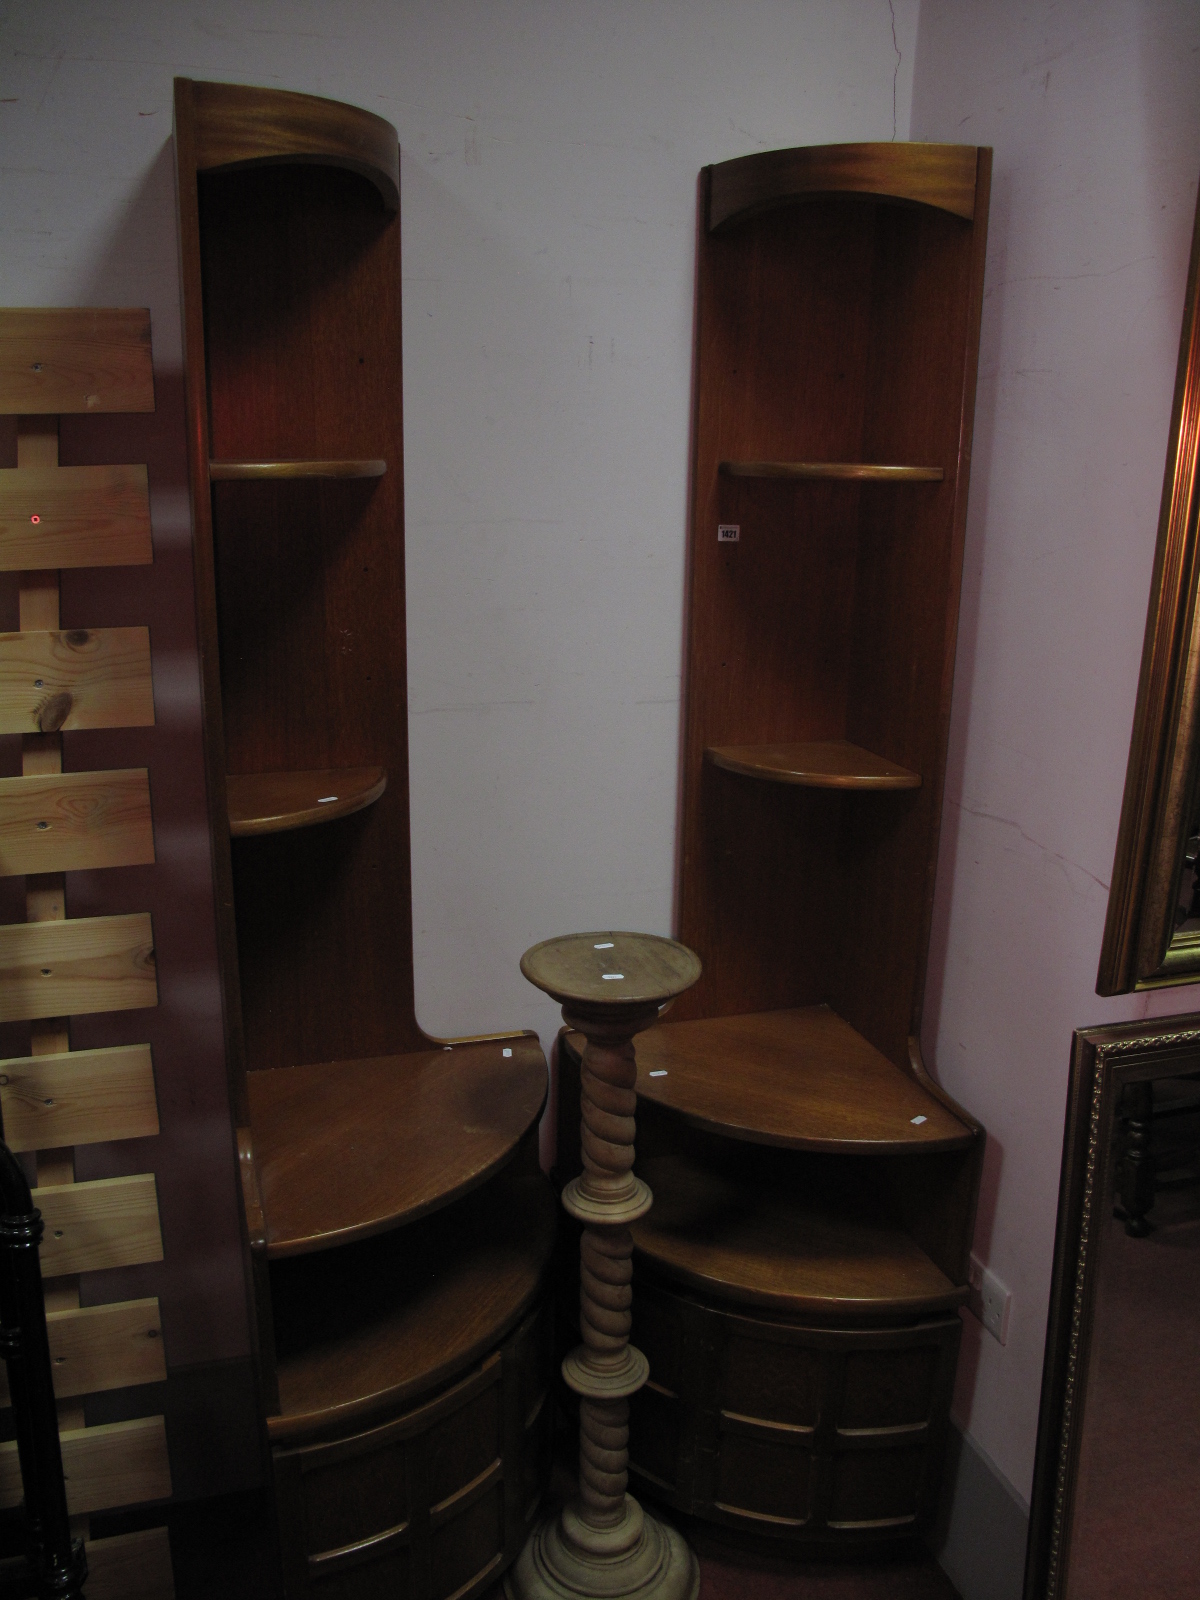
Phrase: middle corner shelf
[
  {"left": 705, "top": 740, "right": 920, "bottom": 790},
  {"left": 209, "top": 458, "right": 387, "bottom": 480},
  {"left": 719, "top": 460, "right": 943, "bottom": 483},
  {"left": 227, "top": 767, "right": 387, "bottom": 836}
]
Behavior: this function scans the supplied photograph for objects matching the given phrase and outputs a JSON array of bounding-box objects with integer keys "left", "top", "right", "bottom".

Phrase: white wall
[{"left": 912, "top": 0, "right": 1200, "bottom": 1503}]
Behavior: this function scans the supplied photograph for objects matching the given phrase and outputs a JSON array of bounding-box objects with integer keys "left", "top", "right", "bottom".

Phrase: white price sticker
[{"left": 718, "top": 523, "right": 740, "bottom": 543}]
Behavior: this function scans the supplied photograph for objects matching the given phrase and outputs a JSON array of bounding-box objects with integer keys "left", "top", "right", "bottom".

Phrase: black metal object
[{"left": 0, "top": 1141, "right": 86, "bottom": 1599}]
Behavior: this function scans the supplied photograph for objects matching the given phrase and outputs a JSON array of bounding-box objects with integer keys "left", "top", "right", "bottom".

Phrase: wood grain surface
[
  {"left": 208, "top": 457, "right": 386, "bottom": 480},
  {"left": 0, "top": 1416, "right": 170, "bottom": 1516},
  {"left": 632, "top": 1151, "right": 965, "bottom": 1317},
  {"left": 0, "top": 308, "right": 154, "bottom": 414},
  {"left": 0, "top": 1043, "right": 159, "bottom": 1151},
  {"left": 83, "top": 1528, "right": 174, "bottom": 1600},
  {"left": 34, "top": 1174, "right": 163, "bottom": 1277},
  {"left": 705, "top": 741, "right": 921, "bottom": 789},
  {"left": 633, "top": 1008, "right": 972, "bottom": 1151},
  {"left": 188, "top": 77, "right": 400, "bottom": 211},
  {"left": 0, "top": 1299, "right": 165, "bottom": 1404},
  {"left": 720, "top": 460, "right": 943, "bottom": 482},
  {"left": 0, "top": 627, "right": 154, "bottom": 734},
  {"left": 248, "top": 1036, "right": 547, "bottom": 1256},
  {"left": 708, "top": 142, "right": 979, "bottom": 231},
  {"left": 0, "top": 913, "right": 156, "bottom": 1022},
  {"left": 269, "top": 1163, "right": 554, "bottom": 1441},
  {"left": 227, "top": 766, "right": 386, "bottom": 836},
  {"left": 0, "top": 464, "right": 152, "bottom": 570},
  {"left": 520, "top": 930, "right": 702, "bottom": 1009},
  {"left": 0, "top": 768, "right": 154, "bottom": 876}
]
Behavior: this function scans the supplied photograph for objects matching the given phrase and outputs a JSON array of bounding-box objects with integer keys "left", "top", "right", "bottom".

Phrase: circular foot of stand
[{"left": 505, "top": 1496, "right": 698, "bottom": 1600}]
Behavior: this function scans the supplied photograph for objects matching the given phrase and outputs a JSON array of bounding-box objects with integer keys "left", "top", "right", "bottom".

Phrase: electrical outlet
[{"left": 967, "top": 1253, "right": 1011, "bottom": 1344}]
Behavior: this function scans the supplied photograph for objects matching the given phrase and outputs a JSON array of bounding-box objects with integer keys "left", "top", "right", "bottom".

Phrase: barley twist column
[{"left": 507, "top": 932, "right": 701, "bottom": 1600}]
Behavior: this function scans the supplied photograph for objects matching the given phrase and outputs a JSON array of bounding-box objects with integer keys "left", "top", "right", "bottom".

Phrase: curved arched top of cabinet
[
  {"left": 182, "top": 77, "right": 400, "bottom": 212},
  {"left": 247, "top": 1036, "right": 548, "bottom": 1257},
  {"left": 707, "top": 141, "right": 981, "bottom": 232},
  {"left": 625, "top": 1007, "right": 975, "bottom": 1153}
]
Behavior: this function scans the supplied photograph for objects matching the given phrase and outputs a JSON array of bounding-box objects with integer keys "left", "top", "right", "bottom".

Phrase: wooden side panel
[
  {"left": 0, "top": 309, "right": 154, "bottom": 414},
  {"left": 34, "top": 1174, "right": 163, "bottom": 1277},
  {"left": 0, "top": 1043, "right": 159, "bottom": 1152},
  {"left": 0, "top": 627, "right": 154, "bottom": 735},
  {"left": 0, "top": 1299, "right": 166, "bottom": 1404},
  {"left": 0, "top": 769, "right": 154, "bottom": 877},
  {"left": 85, "top": 1528, "right": 174, "bottom": 1600},
  {"left": 0, "top": 913, "right": 157, "bottom": 1022},
  {"left": 0, "top": 464, "right": 152, "bottom": 571},
  {"left": 0, "top": 1417, "right": 171, "bottom": 1515}
]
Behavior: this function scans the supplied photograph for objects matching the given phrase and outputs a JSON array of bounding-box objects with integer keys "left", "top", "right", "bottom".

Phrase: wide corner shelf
[
  {"left": 631, "top": 1006, "right": 973, "bottom": 1153},
  {"left": 208, "top": 458, "right": 387, "bottom": 481},
  {"left": 246, "top": 1037, "right": 548, "bottom": 1259},
  {"left": 705, "top": 740, "right": 920, "bottom": 791},
  {"left": 632, "top": 1151, "right": 965, "bottom": 1319},
  {"left": 268, "top": 1164, "right": 555, "bottom": 1444},
  {"left": 719, "top": 460, "right": 943, "bottom": 483},
  {"left": 227, "top": 767, "right": 387, "bottom": 837}
]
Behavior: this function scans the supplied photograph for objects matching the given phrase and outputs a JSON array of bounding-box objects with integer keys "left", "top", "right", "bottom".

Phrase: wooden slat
[
  {"left": 84, "top": 1527, "right": 174, "bottom": 1600},
  {"left": 34, "top": 1174, "right": 162, "bottom": 1277},
  {"left": 0, "top": 1043, "right": 158, "bottom": 1151},
  {"left": 0, "top": 627, "right": 154, "bottom": 734},
  {"left": 0, "top": 769, "right": 154, "bottom": 877},
  {"left": 0, "top": 309, "right": 154, "bottom": 414},
  {"left": 0, "top": 464, "right": 152, "bottom": 571},
  {"left": 0, "top": 1416, "right": 171, "bottom": 1515},
  {"left": 0, "top": 913, "right": 156, "bottom": 1022},
  {"left": 0, "top": 1299, "right": 165, "bottom": 1404}
]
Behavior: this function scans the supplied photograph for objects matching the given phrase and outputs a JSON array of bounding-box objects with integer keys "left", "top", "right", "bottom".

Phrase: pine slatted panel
[
  {"left": 85, "top": 1527, "right": 174, "bottom": 1600},
  {"left": 0, "top": 463, "right": 152, "bottom": 571},
  {"left": 0, "top": 1416, "right": 171, "bottom": 1515},
  {"left": 0, "top": 768, "right": 154, "bottom": 877},
  {"left": 0, "top": 912, "right": 157, "bottom": 1022},
  {"left": 0, "top": 1043, "right": 158, "bottom": 1151},
  {"left": 0, "top": 1300, "right": 165, "bottom": 1405},
  {"left": 34, "top": 1175, "right": 163, "bottom": 1277},
  {"left": 0, "top": 309, "right": 154, "bottom": 414},
  {"left": 0, "top": 627, "right": 154, "bottom": 735}
]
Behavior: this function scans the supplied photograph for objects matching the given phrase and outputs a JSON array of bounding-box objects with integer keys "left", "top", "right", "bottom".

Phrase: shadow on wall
[{"left": 0, "top": 137, "right": 258, "bottom": 1498}]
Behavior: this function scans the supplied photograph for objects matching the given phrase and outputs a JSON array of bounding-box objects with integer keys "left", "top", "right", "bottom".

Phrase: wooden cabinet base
[
  {"left": 627, "top": 1278, "right": 959, "bottom": 1550},
  {"left": 272, "top": 1299, "right": 553, "bottom": 1599}
]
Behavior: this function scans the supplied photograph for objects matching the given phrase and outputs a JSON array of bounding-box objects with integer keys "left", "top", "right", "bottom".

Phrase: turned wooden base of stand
[
  {"left": 508, "top": 932, "right": 702, "bottom": 1600},
  {"left": 507, "top": 1494, "right": 698, "bottom": 1600}
]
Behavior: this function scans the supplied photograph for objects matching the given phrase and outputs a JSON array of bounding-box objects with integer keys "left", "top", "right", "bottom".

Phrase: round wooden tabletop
[{"left": 520, "top": 930, "right": 701, "bottom": 1009}]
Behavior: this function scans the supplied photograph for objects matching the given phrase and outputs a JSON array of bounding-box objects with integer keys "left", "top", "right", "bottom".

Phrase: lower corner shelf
[
  {"left": 268, "top": 1162, "right": 556, "bottom": 1444},
  {"left": 705, "top": 741, "right": 920, "bottom": 790},
  {"left": 632, "top": 1150, "right": 965, "bottom": 1319}
]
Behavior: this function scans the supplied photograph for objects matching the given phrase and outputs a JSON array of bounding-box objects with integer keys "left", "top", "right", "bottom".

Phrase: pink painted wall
[{"left": 912, "top": 0, "right": 1200, "bottom": 1501}]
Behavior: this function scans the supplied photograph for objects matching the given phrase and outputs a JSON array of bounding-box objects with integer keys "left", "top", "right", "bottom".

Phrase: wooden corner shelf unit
[
  {"left": 173, "top": 79, "right": 553, "bottom": 1597},
  {"left": 559, "top": 140, "right": 990, "bottom": 1552}
]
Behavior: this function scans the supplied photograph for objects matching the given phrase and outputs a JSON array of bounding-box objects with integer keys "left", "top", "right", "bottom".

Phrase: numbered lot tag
[{"left": 718, "top": 524, "right": 740, "bottom": 543}]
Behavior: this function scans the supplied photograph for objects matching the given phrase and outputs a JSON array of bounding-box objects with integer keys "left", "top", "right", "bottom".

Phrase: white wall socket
[{"left": 967, "top": 1253, "right": 1011, "bottom": 1344}]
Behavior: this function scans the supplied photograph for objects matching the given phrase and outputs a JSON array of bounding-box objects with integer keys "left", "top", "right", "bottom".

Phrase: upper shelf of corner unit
[
  {"left": 720, "top": 461, "right": 943, "bottom": 483},
  {"left": 181, "top": 77, "right": 400, "bottom": 212},
  {"left": 209, "top": 459, "right": 387, "bottom": 481},
  {"left": 227, "top": 768, "right": 387, "bottom": 837},
  {"left": 706, "top": 741, "right": 920, "bottom": 790},
  {"left": 707, "top": 141, "right": 981, "bottom": 232}
]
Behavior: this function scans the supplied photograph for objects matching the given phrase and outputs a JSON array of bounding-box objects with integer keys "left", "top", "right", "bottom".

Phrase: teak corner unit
[
  {"left": 173, "top": 80, "right": 553, "bottom": 1596},
  {"left": 559, "top": 141, "right": 990, "bottom": 1551}
]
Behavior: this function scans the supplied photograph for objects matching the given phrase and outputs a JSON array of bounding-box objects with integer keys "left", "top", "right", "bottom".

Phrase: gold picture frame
[{"left": 1098, "top": 180, "right": 1200, "bottom": 993}]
